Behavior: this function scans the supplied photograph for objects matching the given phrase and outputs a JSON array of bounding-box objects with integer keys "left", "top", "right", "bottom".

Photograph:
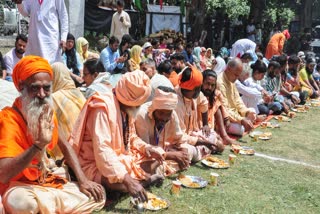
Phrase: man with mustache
[
  {"left": 69, "top": 70, "right": 164, "bottom": 203},
  {"left": 0, "top": 56, "right": 105, "bottom": 213},
  {"left": 135, "top": 86, "right": 190, "bottom": 176},
  {"left": 175, "top": 66, "right": 225, "bottom": 160},
  {"left": 3, "top": 34, "right": 27, "bottom": 81},
  {"left": 201, "top": 70, "right": 237, "bottom": 145},
  {"left": 299, "top": 57, "right": 320, "bottom": 98}
]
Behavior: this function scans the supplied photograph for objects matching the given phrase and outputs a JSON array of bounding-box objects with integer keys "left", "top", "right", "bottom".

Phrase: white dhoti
[
  {"left": 3, "top": 181, "right": 105, "bottom": 214},
  {"left": 227, "top": 122, "right": 245, "bottom": 136}
]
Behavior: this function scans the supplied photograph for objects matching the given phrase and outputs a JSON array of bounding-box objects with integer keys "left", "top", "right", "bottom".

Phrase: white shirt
[
  {"left": 110, "top": 10, "right": 131, "bottom": 42},
  {"left": 3, "top": 48, "right": 23, "bottom": 75},
  {"left": 0, "top": 79, "right": 19, "bottom": 110},
  {"left": 231, "top": 39, "right": 256, "bottom": 58},
  {"left": 18, "top": 0, "right": 69, "bottom": 64}
]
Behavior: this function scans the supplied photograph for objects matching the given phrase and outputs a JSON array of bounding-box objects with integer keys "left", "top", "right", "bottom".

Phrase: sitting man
[
  {"left": 175, "top": 66, "right": 224, "bottom": 160},
  {"left": 217, "top": 58, "right": 257, "bottom": 136},
  {"left": 135, "top": 86, "right": 191, "bottom": 176},
  {"left": 3, "top": 34, "right": 27, "bottom": 81},
  {"left": 299, "top": 57, "right": 320, "bottom": 98},
  {"left": 100, "top": 36, "right": 127, "bottom": 74},
  {"left": 140, "top": 58, "right": 173, "bottom": 100},
  {"left": 201, "top": 70, "right": 237, "bottom": 145},
  {"left": 0, "top": 56, "right": 105, "bottom": 213},
  {"left": 69, "top": 70, "right": 164, "bottom": 203}
]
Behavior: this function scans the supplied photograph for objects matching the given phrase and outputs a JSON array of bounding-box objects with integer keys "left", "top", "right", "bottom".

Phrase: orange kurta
[
  {"left": 69, "top": 90, "right": 148, "bottom": 184},
  {"left": 265, "top": 32, "right": 286, "bottom": 59},
  {"left": 198, "top": 90, "right": 229, "bottom": 129},
  {"left": 0, "top": 98, "right": 58, "bottom": 195},
  {"left": 175, "top": 87, "right": 208, "bottom": 145}
]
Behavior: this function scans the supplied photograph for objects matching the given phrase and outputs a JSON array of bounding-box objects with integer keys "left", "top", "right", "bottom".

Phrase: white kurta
[
  {"left": 110, "top": 10, "right": 131, "bottom": 42},
  {"left": 18, "top": 0, "right": 69, "bottom": 64},
  {"left": 230, "top": 39, "right": 256, "bottom": 58}
]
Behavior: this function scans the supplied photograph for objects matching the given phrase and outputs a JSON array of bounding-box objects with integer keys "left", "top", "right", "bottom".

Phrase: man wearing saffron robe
[
  {"left": 200, "top": 70, "right": 237, "bottom": 145},
  {"left": 0, "top": 56, "right": 105, "bottom": 213},
  {"left": 135, "top": 86, "right": 190, "bottom": 176},
  {"left": 265, "top": 30, "right": 291, "bottom": 60},
  {"left": 69, "top": 70, "right": 164, "bottom": 203},
  {"left": 175, "top": 66, "right": 225, "bottom": 160}
]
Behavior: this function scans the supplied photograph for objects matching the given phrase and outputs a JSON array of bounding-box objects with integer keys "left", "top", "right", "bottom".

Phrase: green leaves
[{"left": 206, "top": 0, "right": 250, "bottom": 19}]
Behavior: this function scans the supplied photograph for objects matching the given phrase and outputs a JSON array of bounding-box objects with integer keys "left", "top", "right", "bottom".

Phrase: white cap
[
  {"left": 297, "top": 51, "right": 305, "bottom": 58},
  {"left": 142, "top": 42, "right": 152, "bottom": 50}
]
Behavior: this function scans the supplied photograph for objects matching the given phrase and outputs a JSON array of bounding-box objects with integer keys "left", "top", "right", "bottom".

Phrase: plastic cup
[
  {"left": 253, "top": 134, "right": 259, "bottom": 142},
  {"left": 171, "top": 180, "right": 181, "bottom": 195},
  {"left": 288, "top": 112, "right": 295, "bottom": 118},
  {"left": 304, "top": 105, "right": 310, "bottom": 110},
  {"left": 261, "top": 122, "right": 267, "bottom": 129},
  {"left": 209, "top": 172, "right": 219, "bottom": 186},
  {"left": 233, "top": 147, "right": 240, "bottom": 155},
  {"left": 229, "top": 154, "right": 236, "bottom": 165},
  {"left": 278, "top": 115, "right": 283, "bottom": 122}
]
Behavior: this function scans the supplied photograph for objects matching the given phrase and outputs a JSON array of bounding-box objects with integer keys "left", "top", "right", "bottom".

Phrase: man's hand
[
  {"left": 36, "top": 104, "right": 54, "bottom": 148},
  {"left": 79, "top": 180, "right": 105, "bottom": 202},
  {"left": 123, "top": 174, "right": 148, "bottom": 203},
  {"left": 202, "top": 125, "right": 211, "bottom": 137},
  {"left": 291, "top": 95, "right": 300, "bottom": 104},
  {"left": 166, "top": 150, "right": 189, "bottom": 170},
  {"left": 246, "top": 111, "right": 256, "bottom": 122},
  {"left": 241, "top": 118, "right": 254, "bottom": 132},
  {"left": 120, "top": 17, "right": 124, "bottom": 23},
  {"left": 60, "top": 40, "right": 66, "bottom": 52},
  {"left": 145, "top": 147, "right": 164, "bottom": 164},
  {"left": 116, "top": 56, "right": 126, "bottom": 63}
]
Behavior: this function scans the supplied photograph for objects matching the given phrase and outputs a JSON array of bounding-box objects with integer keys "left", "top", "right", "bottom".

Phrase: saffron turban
[
  {"left": 12, "top": 55, "right": 53, "bottom": 91},
  {"left": 115, "top": 70, "right": 151, "bottom": 107},
  {"left": 283, "top": 29, "right": 291, "bottom": 40},
  {"left": 179, "top": 66, "right": 203, "bottom": 90},
  {"left": 148, "top": 88, "right": 178, "bottom": 118}
]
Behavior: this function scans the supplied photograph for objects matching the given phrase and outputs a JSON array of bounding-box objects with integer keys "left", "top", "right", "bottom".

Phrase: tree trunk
[
  {"left": 189, "top": 0, "right": 206, "bottom": 42},
  {"left": 301, "top": 0, "right": 313, "bottom": 31}
]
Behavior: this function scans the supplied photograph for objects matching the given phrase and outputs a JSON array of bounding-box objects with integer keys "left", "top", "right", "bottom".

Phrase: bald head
[{"left": 225, "top": 58, "right": 243, "bottom": 83}]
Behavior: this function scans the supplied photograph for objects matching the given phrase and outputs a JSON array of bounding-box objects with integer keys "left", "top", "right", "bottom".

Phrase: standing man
[
  {"left": 110, "top": 0, "right": 131, "bottom": 43},
  {"left": 14, "top": 0, "right": 69, "bottom": 64},
  {"left": 3, "top": 34, "right": 27, "bottom": 81}
]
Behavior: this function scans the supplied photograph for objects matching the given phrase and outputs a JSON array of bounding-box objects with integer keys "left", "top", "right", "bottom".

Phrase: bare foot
[
  {"left": 222, "top": 136, "right": 238, "bottom": 145},
  {"left": 256, "top": 114, "right": 267, "bottom": 122}
]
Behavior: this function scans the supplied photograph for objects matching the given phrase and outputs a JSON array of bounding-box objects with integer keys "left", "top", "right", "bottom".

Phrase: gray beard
[
  {"left": 125, "top": 106, "right": 139, "bottom": 119},
  {"left": 20, "top": 88, "right": 53, "bottom": 141}
]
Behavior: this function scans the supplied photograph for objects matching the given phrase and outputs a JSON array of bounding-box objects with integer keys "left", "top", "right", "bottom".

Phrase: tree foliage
[
  {"left": 206, "top": 0, "right": 250, "bottom": 19},
  {"left": 265, "top": 1, "right": 295, "bottom": 28}
]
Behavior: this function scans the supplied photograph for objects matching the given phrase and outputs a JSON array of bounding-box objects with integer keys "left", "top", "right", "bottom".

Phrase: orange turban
[
  {"left": 12, "top": 55, "right": 53, "bottom": 91},
  {"left": 115, "top": 70, "right": 151, "bottom": 107},
  {"left": 283, "top": 29, "right": 290, "bottom": 40},
  {"left": 179, "top": 66, "right": 203, "bottom": 90},
  {"left": 148, "top": 88, "right": 178, "bottom": 118}
]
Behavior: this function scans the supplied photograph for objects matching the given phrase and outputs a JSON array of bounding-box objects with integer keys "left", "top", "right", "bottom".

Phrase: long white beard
[
  {"left": 125, "top": 106, "right": 139, "bottom": 119},
  {"left": 21, "top": 89, "right": 54, "bottom": 175},
  {"left": 21, "top": 88, "right": 53, "bottom": 141}
]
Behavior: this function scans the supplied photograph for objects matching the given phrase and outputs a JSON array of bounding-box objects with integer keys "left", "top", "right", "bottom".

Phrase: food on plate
[{"left": 205, "top": 156, "right": 229, "bottom": 167}]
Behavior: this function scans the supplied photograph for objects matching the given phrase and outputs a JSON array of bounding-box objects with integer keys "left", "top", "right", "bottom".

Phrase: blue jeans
[{"left": 258, "top": 102, "right": 282, "bottom": 115}]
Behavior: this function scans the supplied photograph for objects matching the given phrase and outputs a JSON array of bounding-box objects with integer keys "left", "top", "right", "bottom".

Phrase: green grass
[{"left": 96, "top": 107, "right": 320, "bottom": 214}]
